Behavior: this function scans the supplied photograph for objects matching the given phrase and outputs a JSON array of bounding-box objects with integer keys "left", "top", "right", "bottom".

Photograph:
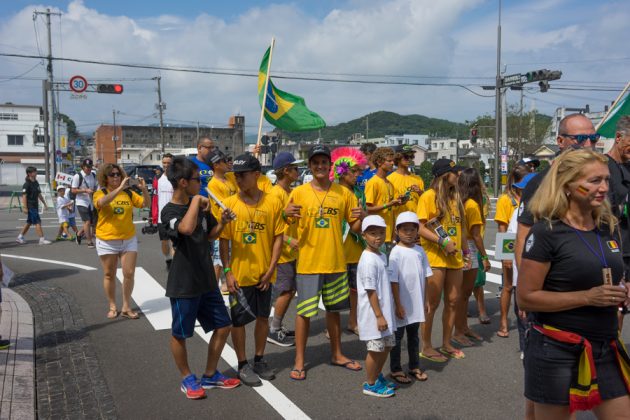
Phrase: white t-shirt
[
  {"left": 357, "top": 250, "right": 396, "bottom": 341},
  {"left": 71, "top": 170, "right": 97, "bottom": 208},
  {"left": 507, "top": 209, "right": 519, "bottom": 286},
  {"left": 388, "top": 244, "right": 433, "bottom": 328},
  {"left": 56, "top": 195, "right": 70, "bottom": 223},
  {"left": 157, "top": 174, "right": 174, "bottom": 223}
]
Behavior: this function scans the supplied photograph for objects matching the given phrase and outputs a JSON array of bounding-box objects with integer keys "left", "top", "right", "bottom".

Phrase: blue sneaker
[
  {"left": 200, "top": 371, "right": 241, "bottom": 389},
  {"left": 362, "top": 381, "right": 395, "bottom": 398},
  {"left": 377, "top": 373, "right": 398, "bottom": 390},
  {"left": 180, "top": 374, "right": 206, "bottom": 399}
]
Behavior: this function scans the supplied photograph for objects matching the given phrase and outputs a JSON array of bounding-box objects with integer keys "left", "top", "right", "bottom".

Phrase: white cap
[
  {"left": 56, "top": 185, "right": 67, "bottom": 191},
  {"left": 396, "top": 211, "right": 419, "bottom": 227},
  {"left": 362, "top": 215, "right": 387, "bottom": 232}
]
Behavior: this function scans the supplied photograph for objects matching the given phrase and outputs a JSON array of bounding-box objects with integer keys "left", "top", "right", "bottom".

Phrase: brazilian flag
[
  {"left": 258, "top": 47, "right": 326, "bottom": 132},
  {"left": 598, "top": 91, "right": 630, "bottom": 138}
]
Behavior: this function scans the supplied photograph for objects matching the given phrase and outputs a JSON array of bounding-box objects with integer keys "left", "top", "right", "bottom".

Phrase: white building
[{"left": 351, "top": 134, "right": 430, "bottom": 149}]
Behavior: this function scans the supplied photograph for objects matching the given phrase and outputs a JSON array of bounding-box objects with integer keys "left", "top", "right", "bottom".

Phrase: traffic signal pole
[{"left": 493, "top": 0, "right": 502, "bottom": 197}]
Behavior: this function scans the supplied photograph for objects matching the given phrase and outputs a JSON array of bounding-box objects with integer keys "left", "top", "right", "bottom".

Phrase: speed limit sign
[{"left": 69, "top": 75, "right": 88, "bottom": 93}]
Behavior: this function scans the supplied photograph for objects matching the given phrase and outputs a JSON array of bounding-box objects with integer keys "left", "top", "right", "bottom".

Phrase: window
[
  {"left": 8, "top": 135, "right": 24, "bottom": 145},
  {"left": 34, "top": 135, "right": 45, "bottom": 144},
  {"left": 0, "top": 113, "right": 18, "bottom": 120},
  {"left": 450, "top": 142, "right": 455, "bottom": 148}
]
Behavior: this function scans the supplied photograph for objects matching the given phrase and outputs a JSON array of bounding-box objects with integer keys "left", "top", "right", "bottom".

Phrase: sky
[{"left": 1, "top": 0, "right": 629, "bottom": 137}]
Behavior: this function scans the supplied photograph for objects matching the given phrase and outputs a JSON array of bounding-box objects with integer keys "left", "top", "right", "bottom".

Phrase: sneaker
[
  {"left": 377, "top": 373, "right": 398, "bottom": 390},
  {"left": 200, "top": 371, "right": 241, "bottom": 389},
  {"left": 280, "top": 326, "right": 295, "bottom": 337},
  {"left": 267, "top": 328, "right": 295, "bottom": 347},
  {"left": 165, "top": 259, "right": 172, "bottom": 271},
  {"left": 180, "top": 374, "right": 206, "bottom": 399},
  {"left": 16, "top": 236, "right": 26, "bottom": 245},
  {"left": 75, "top": 234, "right": 82, "bottom": 245},
  {"left": 362, "top": 381, "right": 395, "bottom": 398},
  {"left": 56, "top": 236, "right": 64, "bottom": 242},
  {"left": 0, "top": 337, "right": 9, "bottom": 350},
  {"left": 39, "top": 238, "right": 52, "bottom": 245},
  {"left": 253, "top": 359, "right": 275, "bottom": 381},
  {"left": 238, "top": 363, "right": 262, "bottom": 387},
  {"left": 87, "top": 242, "right": 95, "bottom": 249}
]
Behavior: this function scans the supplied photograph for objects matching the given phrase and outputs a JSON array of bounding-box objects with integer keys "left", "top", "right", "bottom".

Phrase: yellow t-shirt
[
  {"left": 387, "top": 171, "right": 425, "bottom": 216},
  {"left": 269, "top": 184, "right": 298, "bottom": 264},
  {"left": 289, "top": 183, "right": 357, "bottom": 274},
  {"left": 463, "top": 198, "right": 485, "bottom": 239},
  {"left": 226, "top": 172, "right": 273, "bottom": 193},
  {"left": 220, "top": 193, "right": 285, "bottom": 287},
  {"left": 416, "top": 188, "right": 463, "bottom": 269},
  {"left": 364, "top": 175, "right": 396, "bottom": 242},
  {"left": 93, "top": 189, "right": 144, "bottom": 240},
  {"left": 495, "top": 193, "right": 518, "bottom": 226},
  {"left": 207, "top": 175, "right": 237, "bottom": 219}
]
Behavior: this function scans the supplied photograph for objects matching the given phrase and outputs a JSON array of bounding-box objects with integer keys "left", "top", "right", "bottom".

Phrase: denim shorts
[
  {"left": 170, "top": 288, "right": 231, "bottom": 339},
  {"left": 26, "top": 208, "right": 41, "bottom": 225}
]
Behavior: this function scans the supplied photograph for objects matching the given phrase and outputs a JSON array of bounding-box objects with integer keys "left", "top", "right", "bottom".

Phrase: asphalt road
[{"left": 0, "top": 204, "right": 619, "bottom": 419}]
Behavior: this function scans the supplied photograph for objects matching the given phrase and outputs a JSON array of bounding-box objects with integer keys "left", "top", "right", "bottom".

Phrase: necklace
[
  {"left": 310, "top": 182, "right": 332, "bottom": 217},
  {"left": 241, "top": 190, "right": 262, "bottom": 233}
]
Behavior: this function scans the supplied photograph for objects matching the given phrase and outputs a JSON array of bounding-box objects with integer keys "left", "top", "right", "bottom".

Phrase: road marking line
[
  {"left": 117, "top": 268, "right": 311, "bottom": 420},
  {"left": 18, "top": 217, "right": 59, "bottom": 221},
  {"left": 486, "top": 272, "right": 502, "bottom": 285},
  {"left": 1, "top": 254, "right": 97, "bottom": 271}
]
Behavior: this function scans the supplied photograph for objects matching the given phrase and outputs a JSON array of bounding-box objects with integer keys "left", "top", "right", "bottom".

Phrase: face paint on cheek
[{"left": 576, "top": 185, "right": 590, "bottom": 196}]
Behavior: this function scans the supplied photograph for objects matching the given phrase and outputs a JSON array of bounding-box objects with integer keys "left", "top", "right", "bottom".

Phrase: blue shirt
[
  {"left": 189, "top": 156, "right": 212, "bottom": 197},
  {"left": 356, "top": 167, "right": 376, "bottom": 191}
]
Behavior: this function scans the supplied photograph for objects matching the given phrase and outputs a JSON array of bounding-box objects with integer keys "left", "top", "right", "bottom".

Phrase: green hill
[{"left": 280, "top": 111, "right": 470, "bottom": 142}]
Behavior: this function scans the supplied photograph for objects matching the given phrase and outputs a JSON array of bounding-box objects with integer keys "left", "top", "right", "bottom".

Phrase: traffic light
[
  {"left": 539, "top": 81, "right": 549, "bottom": 93},
  {"left": 96, "top": 84, "right": 123, "bottom": 94},
  {"left": 525, "top": 69, "right": 562, "bottom": 83},
  {"left": 471, "top": 127, "right": 478, "bottom": 145}
]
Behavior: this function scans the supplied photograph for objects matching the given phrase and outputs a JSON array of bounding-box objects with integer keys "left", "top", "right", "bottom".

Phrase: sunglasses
[
  {"left": 108, "top": 172, "right": 121, "bottom": 178},
  {"left": 560, "top": 133, "right": 600, "bottom": 144}
]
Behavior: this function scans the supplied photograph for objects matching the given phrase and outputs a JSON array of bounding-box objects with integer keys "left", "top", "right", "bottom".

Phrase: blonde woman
[
  {"left": 518, "top": 149, "right": 630, "bottom": 419},
  {"left": 94, "top": 164, "right": 149, "bottom": 319},
  {"left": 417, "top": 159, "right": 471, "bottom": 362}
]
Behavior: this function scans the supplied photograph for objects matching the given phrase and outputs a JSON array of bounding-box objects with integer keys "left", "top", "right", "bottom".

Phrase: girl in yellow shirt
[{"left": 416, "top": 159, "right": 470, "bottom": 362}]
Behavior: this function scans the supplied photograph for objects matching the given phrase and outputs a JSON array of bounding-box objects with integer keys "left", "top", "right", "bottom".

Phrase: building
[
  {"left": 351, "top": 134, "right": 430, "bottom": 149},
  {"left": 545, "top": 106, "right": 612, "bottom": 154},
  {"left": 427, "top": 138, "right": 457, "bottom": 161},
  {"left": 93, "top": 115, "right": 245, "bottom": 165}
]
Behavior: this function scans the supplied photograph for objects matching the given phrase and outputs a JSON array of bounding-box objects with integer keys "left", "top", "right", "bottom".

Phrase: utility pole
[
  {"left": 493, "top": 0, "right": 502, "bottom": 197},
  {"left": 153, "top": 76, "right": 165, "bottom": 154},
  {"left": 42, "top": 80, "right": 50, "bottom": 184},
  {"left": 518, "top": 89, "right": 524, "bottom": 159},
  {"left": 112, "top": 109, "right": 117, "bottom": 163}
]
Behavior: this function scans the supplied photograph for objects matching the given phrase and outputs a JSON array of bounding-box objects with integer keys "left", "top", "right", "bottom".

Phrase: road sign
[
  {"left": 55, "top": 157, "right": 62, "bottom": 163},
  {"left": 56, "top": 150, "right": 62, "bottom": 156},
  {"left": 69, "top": 75, "right": 88, "bottom": 93}
]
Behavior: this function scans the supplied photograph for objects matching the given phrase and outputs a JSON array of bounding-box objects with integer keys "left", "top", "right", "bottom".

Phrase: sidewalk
[{"left": 0, "top": 288, "right": 35, "bottom": 419}]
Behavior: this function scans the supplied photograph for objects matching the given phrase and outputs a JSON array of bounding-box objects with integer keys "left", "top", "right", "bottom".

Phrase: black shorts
[
  {"left": 347, "top": 263, "right": 358, "bottom": 291},
  {"left": 77, "top": 205, "right": 95, "bottom": 224},
  {"left": 524, "top": 328, "right": 629, "bottom": 405},
  {"left": 230, "top": 286, "right": 272, "bottom": 327},
  {"left": 158, "top": 222, "right": 168, "bottom": 241}
]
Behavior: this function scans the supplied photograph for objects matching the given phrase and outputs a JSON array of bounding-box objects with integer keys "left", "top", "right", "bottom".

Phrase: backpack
[
  {"left": 94, "top": 188, "right": 134, "bottom": 224},
  {"left": 69, "top": 172, "right": 96, "bottom": 200}
]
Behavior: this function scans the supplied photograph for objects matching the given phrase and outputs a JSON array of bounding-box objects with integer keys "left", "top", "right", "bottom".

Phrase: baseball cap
[
  {"left": 56, "top": 185, "right": 66, "bottom": 191},
  {"left": 82, "top": 158, "right": 93, "bottom": 167},
  {"left": 513, "top": 172, "right": 537, "bottom": 189},
  {"left": 362, "top": 215, "right": 387, "bottom": 232},
  {"left": 208, "top": 150, "right": 226, "bottom": 165},
  {"left": 273, "top": 152, "right": 304, "bottom": 170},
  {"left": 308, "top": 145, "right": 331, "bottom": 161},
  {"left": 432, "top": 158, "right": 464, "bottom": 177},
  {"left": 396, "top": 211, "right": 419, "bottom": 227},
  {"left": 232, "top": 153, "right": 262, "bottom": 173},
  {"left": 518, "top": 157, "right": 540, "bottom": 168},
  {"left": 394, "top": 144, "right": 415, "bottom": 154}
]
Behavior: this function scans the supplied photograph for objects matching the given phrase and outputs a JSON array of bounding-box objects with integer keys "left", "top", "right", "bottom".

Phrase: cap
[
  {"left": 519, "top": 157, "right": 540, "bottom": 168},
  {"left": 394, "top": 144, "right": 415, "bottom": 154},
  {"left": 56, "top": 184, "right": 67, "bottom": 191},
  {"left": 232, "top": 154, "right": 262, "bottom": 173},
  {"left": 308, "top": 145, "right": 331, "bottom": 161},
  {"left": 82, "top": 158, "right": 93, "bottom": 167},
  {"left": 208, "top": 150, "right": 226, "bottom": 165},
  {"left": 396, "top": 211, "right": 420, "bottom": 227},
  {"left": 273, "top": 152, "right": 304, "bottom": 170},
  {"left": 362, "top": 215, "right": 387, "bottom": 232},
  {"left": 513, "top": 172, "right": 537, "bottom": 189},
  {"left": 432, "top": 158, "right": 464, "bottom": 177}
]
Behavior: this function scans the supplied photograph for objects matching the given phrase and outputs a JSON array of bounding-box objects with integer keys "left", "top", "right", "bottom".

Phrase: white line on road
[
  {"left": 1, "top": 254, "right": 97, "bottom": 271},
  {"left": 117, "top": 268, "right": 311, "bottom": 420},
  {"left": 18, "top": 217, "right": 59, "bottom": 221}
]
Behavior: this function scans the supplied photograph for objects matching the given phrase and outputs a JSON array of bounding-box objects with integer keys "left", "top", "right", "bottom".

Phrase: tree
[
  {"left": 417, "top": 160, "right": 433, "bottom": 188},
  {"left": 59, "top": 113, "right": 78, "bottom": 139}
]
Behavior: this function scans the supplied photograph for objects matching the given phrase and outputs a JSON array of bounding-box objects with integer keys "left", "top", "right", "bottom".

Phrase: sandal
[
  {"left": 346, "top": 326, "right": 359, "bottom": 336},
  {"left": 121, "top": 310, "right": 140, "bottom": 320},
  {"left": 331, "top": 360, "right": 362, "bottom": 371},
  {"left": 107, "top": 308, "right": 118, "bottom": 319},
  {"left": 451, "top": 336, "right": 473, "bottom": 347},
  {"left": 289, "top": 368, "right": 306, "bottom": 381},
  {"left": 497, "top": 330, "right": 510, "bottom": 338},
  {"left": 464, "top": 330, "right": 483, "bottom": 341},
  {"left": 408, "top": 368, "right": 428, "bottom": 382},
  {"left": 438, "top": 347, "right": 465, "bottom": 359},
  {"left": 419, "top": 351, "right": 448, "bottom": 363},
  {"left": 390, "top": 371, "right": 412, "bottom": 384},
  {"left": 479, "top": 315, "right": 491, "bottom": 324}
]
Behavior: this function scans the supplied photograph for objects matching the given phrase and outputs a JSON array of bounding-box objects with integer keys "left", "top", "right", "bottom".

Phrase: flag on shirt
[
  {"left": 258, "top": 47, "right": 326, "bottom": 132},
  {"left": 598, "top": 91, "right": 630, "bottom": 138}
]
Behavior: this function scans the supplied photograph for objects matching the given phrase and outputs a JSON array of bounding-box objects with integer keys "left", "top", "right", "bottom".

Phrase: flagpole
[
  {"left": 596, "top": 81, "right": 630, "bottom": 131},
  {"left": 256, "top": 37, "right": 275, "bottom": 158}
]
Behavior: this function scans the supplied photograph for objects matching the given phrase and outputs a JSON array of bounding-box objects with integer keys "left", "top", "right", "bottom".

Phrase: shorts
[
  {"left": 274, "top": 261, "right": 297, "bottom": 294},
  {"left": 347, "top": 263, "right": 358, "bottom": 291},
  {"left": 158, "top": 222, "right": 168, "bottom": 241},
  {"left": 366, "top": 335, "right": 396, "bottom": 352},
  {"left": 524, "top": 328, "right": 629, "bottom": 405},
  {"left": 77, "top": 205, "right": 95, "bottom": 224},
  {"left": 170, "top": 288, "right": 231, "bottom": 339},
  {"left": 295, "top": 272, "right": 350, "bottom": 318},
  {"left": 67, "top": 217, "right": 77, "bottom": 228},
  {"left": 465, "top": 240, "right": 479, "bottom": 270},
  {"left": 229, "top": 286, "right": 272, "bottom": 327},
  {"left": 95, "top": 236, "right": 138, "bottom": 256},
  {"left": 26, "top": 208, "right": 41, "bottom": 225}
]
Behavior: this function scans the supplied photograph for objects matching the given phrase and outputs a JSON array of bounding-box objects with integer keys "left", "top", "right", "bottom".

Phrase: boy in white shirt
[
  {"left": 357, "top": 215, "right": 397, "bottom": 398},
  {"left": 389, "top": 211, "right": 432, "bottom": 384},
  {"left": 55, "top": 185, "right": 78, "bottom": 241}
]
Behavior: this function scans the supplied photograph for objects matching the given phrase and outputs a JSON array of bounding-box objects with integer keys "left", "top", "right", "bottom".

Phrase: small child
[
  {"left": 55, "top": 185, "right": 78, "bottom": 241},
  {"left": 16, "top": 166, "right": 51, "bottom": 245},
  {"left": 388, "top": 211, "right": 432, "bottom": 384},
  {"left": 357, "top": 215, "right": 397, "bottom": 398}
]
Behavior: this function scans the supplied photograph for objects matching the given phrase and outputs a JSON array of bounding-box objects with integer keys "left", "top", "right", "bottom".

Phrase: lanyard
[{"left": 571, "top": 227, "right": 608, "bottom": 268}]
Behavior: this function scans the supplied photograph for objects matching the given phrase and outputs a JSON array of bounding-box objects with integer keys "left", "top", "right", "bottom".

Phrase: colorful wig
[{"left": 329, "top": 147, "right": 368, "bottom": 181}]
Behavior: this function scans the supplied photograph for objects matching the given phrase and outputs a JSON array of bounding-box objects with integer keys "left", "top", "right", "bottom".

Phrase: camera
[{"left": 141, "top": 217, "right": 159, "bottom": 235}]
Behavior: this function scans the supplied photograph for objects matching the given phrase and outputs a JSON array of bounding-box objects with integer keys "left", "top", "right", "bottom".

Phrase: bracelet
[
  {"left": 480, "top": 254, "right": 489, "bottom": 261},
  {"left": 439, "top": 237, "right": 449, "bottom": 249},
  {"left": 223, "top": 267, "right": 232, "bottom": 274},
  {"left": 282, "top": 210, "right": 287, "bottom": 220},
  {"left": 287, "top": 237, "right": 292, "bottom": 245},
  {"left": 383, "top": 203, "right": 388, "bottom": 210}
]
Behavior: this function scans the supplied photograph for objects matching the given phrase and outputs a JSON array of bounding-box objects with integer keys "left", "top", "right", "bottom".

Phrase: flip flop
[
  {"left": 121, "top": 311, "right": 140, "bottom": 320},
  {"left": 330, "top": 360, "right": 362, "bottom": 371},
  {"left": 497, "top": 330, "right": 510, "bottom": 338},
  {"left": 390, "top": 371, "right": 412, "bottom": 384},
  {"left": 464, "top": 331, "right": 483, "bottom": 341},
  {"left": 408, "top": 369, "right": 428, "bottom": 382},
  {"left": 107, "top": 309, "right": 118, "bottom": 319},
  {"left": 289, "top": 368, "right": 306, "bottom": 381},
  {"left": 479, "top": 315, "right": 491, "bottom": 325},
  {"left": 346, "top": 327, "right": 359, "bottom": 336},
  {"left": 439, "top": 347, "right": 465, "bottom": 359},
  {"left": 419, "top": 352, "right": 448, "bottom": 363},
  {"left": 451, "top": 336, "right": 474, "bottom": 347}
]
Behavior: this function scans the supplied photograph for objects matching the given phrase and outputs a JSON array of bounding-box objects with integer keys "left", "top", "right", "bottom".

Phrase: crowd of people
[{"left": 11, "top": 114, "right": 630, "bottom": 417}]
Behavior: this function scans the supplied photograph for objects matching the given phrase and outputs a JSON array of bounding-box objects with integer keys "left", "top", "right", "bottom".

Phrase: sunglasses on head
[{"left": 561, "top": 133, "right": 600, "bottom": 144}]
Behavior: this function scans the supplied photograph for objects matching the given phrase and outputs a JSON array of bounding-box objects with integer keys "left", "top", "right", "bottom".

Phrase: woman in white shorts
[{"left": 94, "top": 164, "right": 149, "bottom": 320}]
